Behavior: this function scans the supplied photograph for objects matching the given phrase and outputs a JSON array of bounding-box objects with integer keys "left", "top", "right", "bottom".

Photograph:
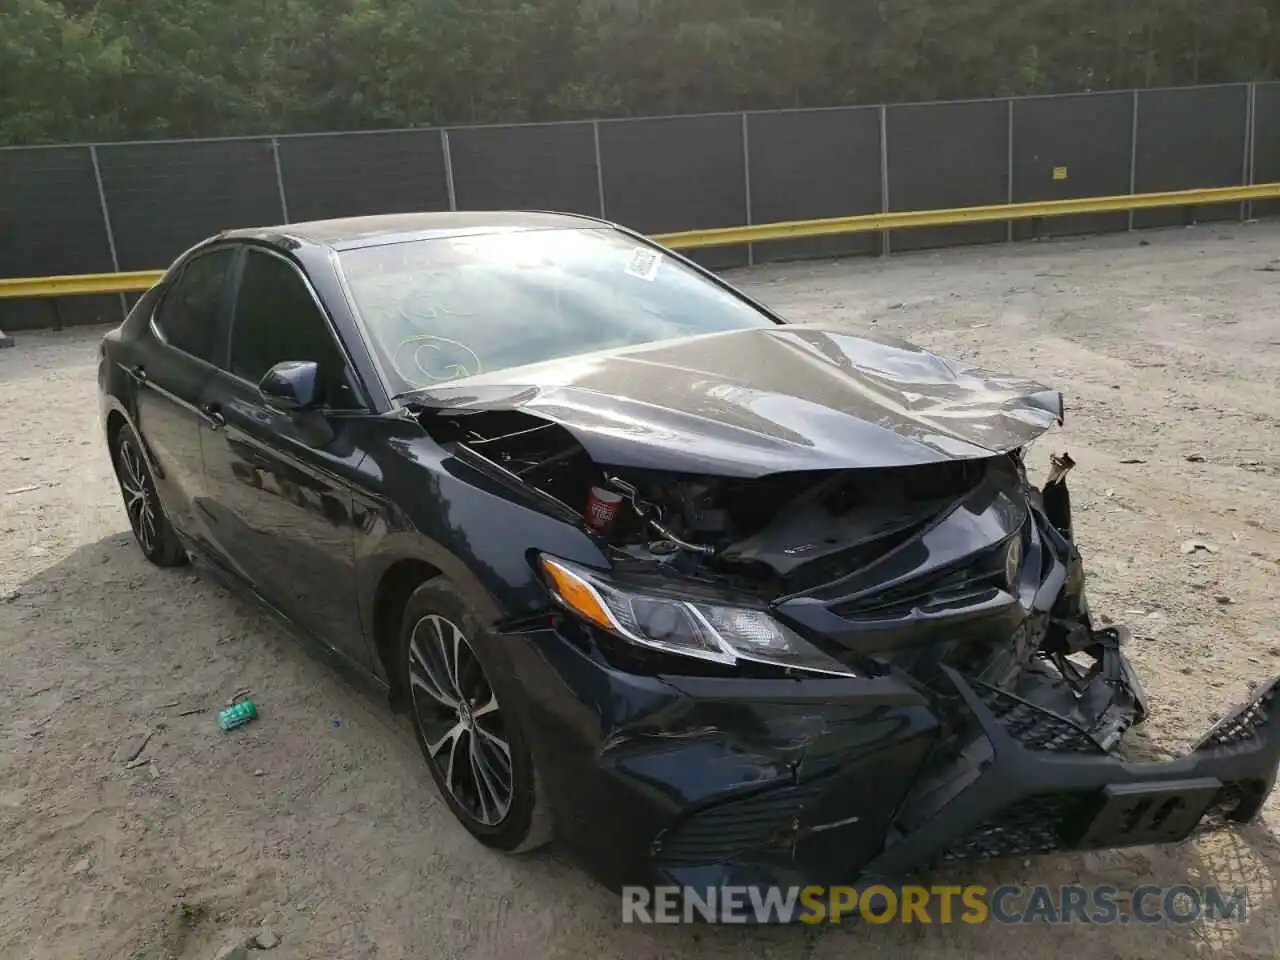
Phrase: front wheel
[
  {"left": 399, "top": 580, "right": 550, "bottom": 852},
  {"left": 112, "top": 424, "right": 187, "bottom": 567}
]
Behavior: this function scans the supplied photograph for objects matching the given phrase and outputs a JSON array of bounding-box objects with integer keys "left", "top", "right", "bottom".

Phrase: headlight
[{"left": 538, "top": 555, "right": 856, "bottom": 677}]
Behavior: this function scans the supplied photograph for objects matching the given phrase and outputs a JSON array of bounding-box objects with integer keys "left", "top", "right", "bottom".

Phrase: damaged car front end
[{"left": 398, "top": 323, "right": 1280, "bottom": 894}]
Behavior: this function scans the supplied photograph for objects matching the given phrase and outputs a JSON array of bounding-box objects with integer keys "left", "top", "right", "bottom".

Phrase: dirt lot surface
[{"left": 3, "top": 222, "right": 1280, "bottom": 959}]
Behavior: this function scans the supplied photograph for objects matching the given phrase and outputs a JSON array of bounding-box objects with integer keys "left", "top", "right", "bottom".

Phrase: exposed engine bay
[
  {"left": 424, "top": 407, "right": 990, "bottom": 584},
  {"left": 420, "top": 406, "right": 1141, "bottom": 744}
]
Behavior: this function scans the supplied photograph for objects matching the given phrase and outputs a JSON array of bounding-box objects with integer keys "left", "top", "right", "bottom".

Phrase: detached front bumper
[
  {"left": 646, "top": 649, "right": 1278, "bottom": 892},
  {"left": 507, "top": 617, "right": 1279, "bottom": 894},
  {"left": 860, "top": 656, "right": 1280, "bottom": 879}
]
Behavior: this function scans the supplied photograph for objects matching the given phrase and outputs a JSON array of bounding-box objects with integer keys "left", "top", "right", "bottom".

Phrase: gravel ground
[{"left": 2, "top": 222, "right": 1280, "bottom": 959}]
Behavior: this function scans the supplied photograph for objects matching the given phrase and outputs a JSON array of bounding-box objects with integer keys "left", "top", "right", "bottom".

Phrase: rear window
[
  {"left": 153, "top": 249, "right": 235, "bottom": 362},
  {"left": 335, "top": 228, "right": 777, "bottom": 394}
]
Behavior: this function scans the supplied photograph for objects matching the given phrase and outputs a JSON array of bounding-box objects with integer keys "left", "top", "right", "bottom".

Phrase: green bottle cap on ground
[{"left": 218, "top": 699, "right": 258, "bottom": 731}]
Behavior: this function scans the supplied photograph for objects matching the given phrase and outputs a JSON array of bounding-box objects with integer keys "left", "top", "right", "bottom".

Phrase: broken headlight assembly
[{"left": 539, "top": 555, "right": 857, "bottom": 677}]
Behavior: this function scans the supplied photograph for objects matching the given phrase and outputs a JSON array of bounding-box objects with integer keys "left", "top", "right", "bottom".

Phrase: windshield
[{"left": 335, "top": 227, "right": 779, "bottom": 395}]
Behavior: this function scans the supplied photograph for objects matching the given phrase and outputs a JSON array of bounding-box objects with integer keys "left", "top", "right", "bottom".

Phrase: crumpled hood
[{"left": 407, "top": 325, "right": 1063, "bottom": 477}]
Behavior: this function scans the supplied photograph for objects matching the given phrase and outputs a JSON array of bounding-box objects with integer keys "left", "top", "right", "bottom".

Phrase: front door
[{"left": 197, "top": 246, "right": 372, "bottom": 670}]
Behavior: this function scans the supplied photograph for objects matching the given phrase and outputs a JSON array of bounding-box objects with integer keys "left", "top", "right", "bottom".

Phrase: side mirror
[{"left": 259, "top": 360, "right": 322, "bottom": 413}]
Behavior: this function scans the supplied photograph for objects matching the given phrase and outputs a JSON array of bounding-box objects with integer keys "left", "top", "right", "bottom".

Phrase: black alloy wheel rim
[
  {"left": 408, "top": 614, "right": 514, "bottom": 826},
  {"left": 117, "top": 436, "right": 159, "bottom": 555}
]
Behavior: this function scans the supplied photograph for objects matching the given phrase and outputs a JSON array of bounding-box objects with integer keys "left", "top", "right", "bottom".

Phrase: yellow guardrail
[
  {"left": 653, "top": 182, "right": 1280, "bottom": 249},
  {"left": 0, "top": 268, "right": 164, "bottom": 299},
  {"left": 1, "top": 182, "right": 1277, "bottom": 300}
]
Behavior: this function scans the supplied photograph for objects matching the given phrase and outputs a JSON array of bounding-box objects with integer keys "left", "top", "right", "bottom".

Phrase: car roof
[{"left": 219, "top": 211, "right": 610, "bottom": 251}]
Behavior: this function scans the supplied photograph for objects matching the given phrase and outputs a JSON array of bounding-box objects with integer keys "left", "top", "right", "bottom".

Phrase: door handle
[{"left": 200, "top": 402, "right": 226, "bottom": 429}]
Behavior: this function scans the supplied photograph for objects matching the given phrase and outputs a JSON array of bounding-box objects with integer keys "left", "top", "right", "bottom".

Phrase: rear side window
[
  {"left": 228, "top": 250, "right": 358, "bottom": 408},
  {"left": 154, "top": 250, "right": 235, "bottom": 361}
]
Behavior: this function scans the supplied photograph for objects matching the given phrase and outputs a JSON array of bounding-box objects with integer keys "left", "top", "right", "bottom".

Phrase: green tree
[{"left": 0, "top": 0, "right": 1276, "bottom": 144}]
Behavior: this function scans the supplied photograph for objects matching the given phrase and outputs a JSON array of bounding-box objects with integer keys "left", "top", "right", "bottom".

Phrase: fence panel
[
  {"left": 886, "top": 99, "right": 1010, "bottom": 251},
  {"left": 1012, "top": 92, "right": 1133, "bottom": 240},
  {"left": 0, "top": 146, "right": 120, "bottom": 329},
  {"left": 598, "top": 114, "right": 748, "bottom": 268},
  {"left": 448, "top": 122, "right": 601, "bottom": 216},
  {"left": 277, "top": 129, "right": 449, "bottom": 222},
  {"left": 97, "top": 139, "right": 281, "bottom": 270},
  {"left": 1254, "top": 82, "right": 1280, "bottom": 219},
  {"left": 746, "top": 107, "right": 882, "bottom": 263},
  {"left": 7, "top": 83, "right": 1280, "bottom": 320},
  {"left": 1134, "top": 85, "right": 1249, "bottom": 229}
]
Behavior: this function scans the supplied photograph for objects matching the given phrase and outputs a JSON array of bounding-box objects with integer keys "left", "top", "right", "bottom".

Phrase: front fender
[{"left": 352, "top": 430, "right": 609, "bottom": 681}]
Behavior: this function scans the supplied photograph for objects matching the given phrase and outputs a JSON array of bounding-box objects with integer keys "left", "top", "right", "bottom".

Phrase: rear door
[
  {"left": 130, "top": 247, "right": 236, "bottom": 545},
  {"left": 196, "top": 246, "right": 373, "bottom": 669}
]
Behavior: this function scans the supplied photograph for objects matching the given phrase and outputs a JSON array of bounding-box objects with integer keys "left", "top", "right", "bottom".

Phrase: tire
[
  {"left": 112, "top": 424, "right": 187, "bottom": 568},
  {"left": 399, "top": 579, "right": 550, "bottom": 853}
]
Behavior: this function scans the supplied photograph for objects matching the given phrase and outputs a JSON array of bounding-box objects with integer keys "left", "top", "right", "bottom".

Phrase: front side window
[
  {"left": 154, "top": 249, "right": 235, "bottom": 362},
  {"left": 228, "top": 249, "right": 358, "bottom": 408},
  {"left": 335, "top": 227, "right": 778, "bottom": 395}
]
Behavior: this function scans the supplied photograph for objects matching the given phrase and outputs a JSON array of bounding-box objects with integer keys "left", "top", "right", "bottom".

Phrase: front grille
[
  {"left": 971, "top": 679, "right": 1105, "bottom": 754},
  {"left": 1196, "top": 684, "right": 1275, "bottom": 749},
  {"left": 654, "top": 781, "right": 827, "bottom": 866},
  {"left": 832, "top": 562, "right": 1005, "bottom": 620},
  {"left": 939, "top": 793, "right": 1083, "bottom": 862},
  {"left": 779, "top": 525, "right": 928, "bottom": 596}
]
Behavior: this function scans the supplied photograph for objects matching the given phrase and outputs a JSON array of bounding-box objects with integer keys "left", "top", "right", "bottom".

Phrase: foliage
[{"left": 2, "top": 0, "right": 1277, "bottom": 144}]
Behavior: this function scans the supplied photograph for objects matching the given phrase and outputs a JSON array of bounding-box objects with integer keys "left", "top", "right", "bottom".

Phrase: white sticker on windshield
[{"left": 624, "top": 246, "right": 661, "bottom": 281}]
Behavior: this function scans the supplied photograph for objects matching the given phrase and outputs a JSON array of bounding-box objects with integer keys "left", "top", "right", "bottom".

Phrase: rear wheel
[
  {"left": 400, "top": 580, "right": 550, "bottom": 852},
  {"left": 112, "top": 425, "right": 187, "bottom": 567}
]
